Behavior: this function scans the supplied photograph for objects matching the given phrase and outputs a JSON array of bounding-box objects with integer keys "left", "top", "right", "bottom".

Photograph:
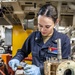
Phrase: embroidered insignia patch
[{"left": 48, "top": 47, "right": 58, "bottom": 54}]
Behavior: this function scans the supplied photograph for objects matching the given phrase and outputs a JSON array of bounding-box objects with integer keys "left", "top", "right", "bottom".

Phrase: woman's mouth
[{"left": 42, "top": 32, "right": 46, "bottom": 34}]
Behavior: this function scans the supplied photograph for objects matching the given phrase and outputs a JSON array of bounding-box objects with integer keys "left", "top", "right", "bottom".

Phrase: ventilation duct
[{"left": 22, "top": 19, "right": 34, "bottom": 30}]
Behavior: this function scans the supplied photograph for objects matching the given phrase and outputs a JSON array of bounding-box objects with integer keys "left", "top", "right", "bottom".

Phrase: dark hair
[{"left": 38, "top": 4, "right": 58, "bottom": 23}]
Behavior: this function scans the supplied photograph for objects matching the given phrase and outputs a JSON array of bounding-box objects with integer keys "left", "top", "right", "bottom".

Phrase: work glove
[
  {"left": 8, "top": 59, "right": 20, "bottom": 71},
  {"left": 24, "top": 64, "right": 41, "bottom": 75}
]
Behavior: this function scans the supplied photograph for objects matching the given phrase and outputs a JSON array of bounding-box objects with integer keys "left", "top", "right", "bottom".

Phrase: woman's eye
[
  {"left": 39, "top": 25, "right": 43, "bottom": 27},
  {"left": 46, "top": 25, "right": 51, "bottom": 28}
]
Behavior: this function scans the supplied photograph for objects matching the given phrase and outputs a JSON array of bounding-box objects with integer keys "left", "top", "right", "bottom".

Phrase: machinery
[
  {"left": 0, "top": 57, "right": 9, "bottom": 75},
  {"left": 44, "top": 39, "right": 75, "bottom": 75},
  {"left": 15, "top": 62, "right": 27, "bottom": 75},
  {"left": 44, "top": 59, "right": 75, "bottom": 75}
]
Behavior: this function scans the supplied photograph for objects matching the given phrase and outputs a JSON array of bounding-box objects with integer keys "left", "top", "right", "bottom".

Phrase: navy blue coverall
[{"left": 14, "top": 29, "right": 71, "bottom": 75}]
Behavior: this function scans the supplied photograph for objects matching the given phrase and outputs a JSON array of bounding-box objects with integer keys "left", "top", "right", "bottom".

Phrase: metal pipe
[{"left": 57, "top": 38, "right": 62, "bottom": 61}]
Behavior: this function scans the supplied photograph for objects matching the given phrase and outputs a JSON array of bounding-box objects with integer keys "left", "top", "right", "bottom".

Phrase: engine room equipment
[
  {"left": 15, "top": 62, "right": 27, "bottom": 75},
  {"left": 44, "top": 39, "right": 75, "bottom": 75},
  {"left": 57, "top": 39, "right": 62, "bottom": 61},
  {"left": 0, "top": 47, "right": 5, "bottom": 56},
  {"left": 56, "top": 60, "right": 75, "bottom": 75},
  {"left": 15, "top": 70, "right": 24, "bottom": 75},
  {"left": 44, "top": 59, "right": 75, "bottom": 75},
  {"left": 1, "top": 54, "right": 15, "bottom": 75},
  {"left": 0, "top": 57, "right": 9, "bottom": 75}
]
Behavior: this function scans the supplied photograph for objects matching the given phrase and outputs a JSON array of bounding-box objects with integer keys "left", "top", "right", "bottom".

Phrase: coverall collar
[{"left": 35, "top": 29, "right": 58, "bottom": 48}]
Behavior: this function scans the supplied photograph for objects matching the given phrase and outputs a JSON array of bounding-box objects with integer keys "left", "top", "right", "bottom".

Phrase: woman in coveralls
[{"left": 9, "top": 4, "right": 71, "bottom": 75}]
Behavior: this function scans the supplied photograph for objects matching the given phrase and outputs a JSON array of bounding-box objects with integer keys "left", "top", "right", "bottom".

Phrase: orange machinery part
[
  {"left": 1, "top": 54, "right": 15, "bottom": 75},
  {"left": 1, "top": 54, "right": 32, "bottom": 75}
]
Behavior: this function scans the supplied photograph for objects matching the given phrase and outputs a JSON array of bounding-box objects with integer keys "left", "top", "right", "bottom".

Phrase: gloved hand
[
  {"left": 24, "top": 64, "right": 41, "bottom": 75},
  {"left": 8, "top": 59, "right": 20, "bottom": 71}
]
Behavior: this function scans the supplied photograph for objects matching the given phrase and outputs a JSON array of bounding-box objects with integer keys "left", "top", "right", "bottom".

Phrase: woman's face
[{"left": 38, "top": 15, "right": 55, "bottom": 36}]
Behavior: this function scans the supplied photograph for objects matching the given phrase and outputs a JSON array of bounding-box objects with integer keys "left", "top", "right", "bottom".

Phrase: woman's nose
[{"left": 41, "top": 27, "right": 46, "bottom": 31}]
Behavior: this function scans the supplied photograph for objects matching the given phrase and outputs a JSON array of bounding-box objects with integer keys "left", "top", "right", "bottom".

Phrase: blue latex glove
[
  {"left": 8, "top": 59, "right": 20, "bottom": 71},
  {"left": 24, "top": 64, "right": 41, "bottom": 75}
]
